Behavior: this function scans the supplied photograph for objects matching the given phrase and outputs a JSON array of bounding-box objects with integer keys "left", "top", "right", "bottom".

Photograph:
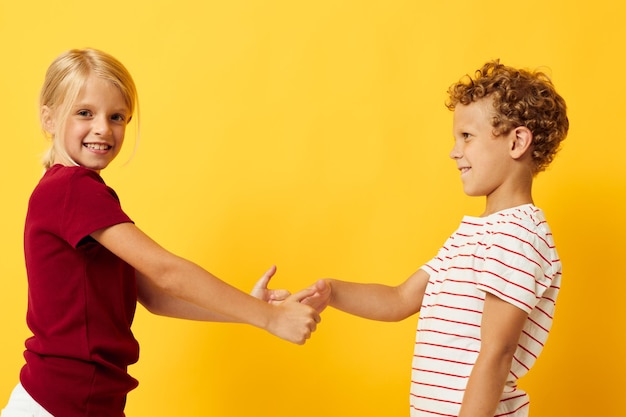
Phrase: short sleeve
[
  {"left": 421, "top": 256, "right": 441, "bottom": 277},
  {"left": 59, "top": 168, "right": 133, "bottom": 248},
  {"left": 476, "top": 220, "right": 558, "bottom": 313}
]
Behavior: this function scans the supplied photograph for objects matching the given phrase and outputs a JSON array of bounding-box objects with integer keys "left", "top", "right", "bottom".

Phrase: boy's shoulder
[
  {"left": 484, "top": 205, "right": 557, "bottom": 256},
  {"left": 458, "top": 204, "right": 554, "bottom": 247},
  {"left": 491, "top": 204, "right": 548, "bottom": 228}
]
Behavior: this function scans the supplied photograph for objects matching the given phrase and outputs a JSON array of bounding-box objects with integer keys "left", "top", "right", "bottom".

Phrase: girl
[{"left": 1, "top": 48, "right": 326, "bottom": 417}]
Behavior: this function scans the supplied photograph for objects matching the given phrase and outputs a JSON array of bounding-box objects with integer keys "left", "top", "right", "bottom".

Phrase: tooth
[{"left": 86, "top": 144, "right": 109, "bottom": 150}]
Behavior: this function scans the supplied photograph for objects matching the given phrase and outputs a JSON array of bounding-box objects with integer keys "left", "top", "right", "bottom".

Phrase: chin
[
  {"left": 78, "top": 161, "right": 112, "bottom": 172},
  {"left": 462, "top": 187, "right": 486, "bottom": 197}
]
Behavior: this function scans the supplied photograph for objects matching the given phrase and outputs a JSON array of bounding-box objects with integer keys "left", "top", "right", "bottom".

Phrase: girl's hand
[
  {"left": 251, "top": 265, "right": 291, "bottom": 305},
  {"left": 266, "top": 287, "right": 321, "bottom": 344}
]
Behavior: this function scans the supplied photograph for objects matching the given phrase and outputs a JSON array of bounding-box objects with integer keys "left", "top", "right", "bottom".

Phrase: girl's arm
[
  {"left": 91, "top": 222, "right": 320, "bottom": 344},
  {"left": 458, "top": 293, "right": 528, "bottom": 417},
  {"left": 136, "top": 265, "right": 320, "bottom": 321},
  {"left": 311, "top": 268, "right": 430, "bottom": 322},
  {"left": 135, "top": 266, "right": 277, "bottom": 321}
]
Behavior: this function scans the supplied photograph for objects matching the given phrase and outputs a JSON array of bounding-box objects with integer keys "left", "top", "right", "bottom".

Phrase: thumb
[
  {"left": 300, "top": 280, "right": 331, "bottom": 313},
  {"left": 287, "top": 285, "right": 318, "bottom": 303},
  {"left": 253, "top": 265, "right": 277, "bottom": 290},
  {"left": 312, "top": 279, "right": 330, "bottom": 294}
]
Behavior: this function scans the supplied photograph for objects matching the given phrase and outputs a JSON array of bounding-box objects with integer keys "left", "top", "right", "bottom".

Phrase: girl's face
[{"left": 50, "top": 74, "right": 131, "bottom": 172}]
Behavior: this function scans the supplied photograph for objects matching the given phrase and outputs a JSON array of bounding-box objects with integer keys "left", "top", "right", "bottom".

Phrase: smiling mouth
[
  {"left": 459, "top": 167, "right": 471, "bottom": 174},
  {"left": 84, "top": 143, "right": 111, "bottom": 151}
]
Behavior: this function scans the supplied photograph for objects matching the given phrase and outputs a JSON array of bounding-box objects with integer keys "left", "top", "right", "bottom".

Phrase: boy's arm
[
  {"left": 322, "top": 269, "right": 430, "bottom": 322},
  {"left": 459, "top": 293, "right": 528, "bottom": 417}
]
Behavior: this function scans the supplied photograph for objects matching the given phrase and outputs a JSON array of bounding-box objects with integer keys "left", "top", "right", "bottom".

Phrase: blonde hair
[{"left": 40, "top": 48, "right": 139, "bottom": 169}]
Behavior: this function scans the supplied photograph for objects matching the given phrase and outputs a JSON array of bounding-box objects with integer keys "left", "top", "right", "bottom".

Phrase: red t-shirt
[{"left": 20, "top": 165, "right": 139, "bottom": 416}]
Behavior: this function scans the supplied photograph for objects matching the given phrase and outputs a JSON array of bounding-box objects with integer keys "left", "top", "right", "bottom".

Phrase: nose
[
  {"left": 93, "top": 116, "right": 112, "bottom": 137},
  {"left": 449, "top": 140, "right": 462, "bottom": 160}
]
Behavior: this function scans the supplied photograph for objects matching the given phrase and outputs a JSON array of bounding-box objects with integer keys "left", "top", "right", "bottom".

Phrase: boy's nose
[{"left": 449, "top": 143, "right": 462, "bottom": 159}]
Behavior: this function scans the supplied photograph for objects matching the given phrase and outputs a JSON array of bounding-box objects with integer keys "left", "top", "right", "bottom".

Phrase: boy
[{"left": 305, "top": 61, "right": 568, "bottom": 416}]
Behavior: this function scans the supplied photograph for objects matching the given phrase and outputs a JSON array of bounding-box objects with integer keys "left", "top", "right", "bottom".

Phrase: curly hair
[{"left": 446, "top": 60, "right": 568, "bottom": 173}]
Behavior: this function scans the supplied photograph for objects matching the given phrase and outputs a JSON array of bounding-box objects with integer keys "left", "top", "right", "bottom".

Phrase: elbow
[
  {"left": 479, "top": 341, "right": 518, "bottom": 367},
  {"left": 136, "top": 280, "right": 171, "bottom": 316},
  {"left": 380, "top": 307, "right": 413, "bottom": 322},
  {"left": 141, "top": 256, "right": 186, "bottom": 297},
  {"left": 135, "top": 267, "right": 180, "bottom": 316},
  {"left": 137, "top": 294, "right": 160, "bottom": 315}
]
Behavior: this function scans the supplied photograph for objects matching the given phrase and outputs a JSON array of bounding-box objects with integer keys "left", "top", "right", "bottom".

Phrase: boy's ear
[
  {"left": 509, "top": 126, "right": 533, "bottom": 159},
  {"left": 41, "top": 105, "right": 55, "bottom": 134}
]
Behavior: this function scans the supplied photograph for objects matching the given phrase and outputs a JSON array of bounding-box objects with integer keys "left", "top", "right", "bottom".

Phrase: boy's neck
[
  {"left": 482, "top": 178, "right": 534, "bottom": 217},
  {"left": 482, "top": 196, "right": 534, "bottom": 217}
]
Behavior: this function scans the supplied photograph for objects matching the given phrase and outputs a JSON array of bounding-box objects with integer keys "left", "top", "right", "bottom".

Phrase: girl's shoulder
[
  {"left": 33, "top": 165, "right": 111, "bottom": 203},
  {"left": 43, "top": 164, "right": 104, "bottom": 183}
]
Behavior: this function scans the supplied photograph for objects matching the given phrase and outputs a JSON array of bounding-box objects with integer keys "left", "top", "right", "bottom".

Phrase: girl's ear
[
  {"left": 509, "top": 126, "right": 533, "bottom": 160},
  {"left": 41, "top": 105, "right": 55, "bottom": 134}
]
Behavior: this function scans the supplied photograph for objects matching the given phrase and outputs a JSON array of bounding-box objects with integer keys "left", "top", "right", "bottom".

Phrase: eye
[
  {"left": 77, "top": 109, "right": 92, "bottom": 117},
  {"left": 111, "top": 113, "right": 127, "bottom": 123},
  {"left": 462, "top": 132, "right": 472, "bottom": 141}
]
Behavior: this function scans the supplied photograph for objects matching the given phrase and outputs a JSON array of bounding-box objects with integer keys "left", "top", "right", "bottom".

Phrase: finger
[
  {"left": 252, "top": 265, "right": 277, "bottom": 290},
  {"left": 300, "top": 280, "right": 330, "bottom": 313},
  {"left": 287, "top": 285, "right": 318, "bottom": 303},
  {"left": 310, "top": 311, "right": 321, "bottom": 325},
  {"left": 298, "top": 301, "right": 323, "bottom": 322},
  {"left": 267, "top": 289, "right": 291, "bottom": 301},
  {"left": 313, "top": 279, "right": 330, "bottom": 294},
  {"left": 314, "top": 313, "right": 321, "bottom": 324}
]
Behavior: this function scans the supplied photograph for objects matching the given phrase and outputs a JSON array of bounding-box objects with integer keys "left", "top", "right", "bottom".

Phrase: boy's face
[
  {"left": 48, "top": 74, "right": 130, "bottom": 173},
  {"left": 450, "top": 97, "right": 515, "bottom": 200}
]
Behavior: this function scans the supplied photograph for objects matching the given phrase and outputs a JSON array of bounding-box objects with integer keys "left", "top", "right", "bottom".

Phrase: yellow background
[{"left": 1, "top": 1, "right": 624, "bottom": 416}]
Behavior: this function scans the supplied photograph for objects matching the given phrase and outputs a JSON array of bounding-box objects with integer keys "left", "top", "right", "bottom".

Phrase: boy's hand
[
  {"left": 252, "top": 267, "right": 331, "bottom": 314},
  {"left": 301, "top": 279, "right": 331, "bottom": 314},
  {"left": 251, "top": 265, "right": 291, "bottom": 305}
]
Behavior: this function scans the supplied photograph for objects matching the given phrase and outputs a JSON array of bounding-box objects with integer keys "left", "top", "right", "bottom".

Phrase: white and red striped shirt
[{"left": 411, "top": 204, "right": 561, "bottom": 417}]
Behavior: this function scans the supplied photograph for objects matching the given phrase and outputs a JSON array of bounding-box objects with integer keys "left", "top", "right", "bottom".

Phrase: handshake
[{"left": 250, "top": 265, "right": 331, "bottom": 345}]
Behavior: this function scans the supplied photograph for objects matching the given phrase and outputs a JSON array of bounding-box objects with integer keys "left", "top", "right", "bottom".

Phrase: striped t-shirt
[{"left": 411, "top": 204, "right": 561, "bottom": 417}]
